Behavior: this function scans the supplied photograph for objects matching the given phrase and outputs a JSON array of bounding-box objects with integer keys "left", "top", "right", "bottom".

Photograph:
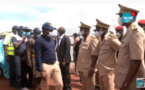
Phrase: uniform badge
[{"left": 83, "top": 43, "right": 88, "bottom": 46}]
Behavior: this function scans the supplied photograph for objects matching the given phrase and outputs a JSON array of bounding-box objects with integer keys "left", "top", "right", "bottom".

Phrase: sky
[{"left": 0, "top": 0, "right": 145, "bottom": 35}]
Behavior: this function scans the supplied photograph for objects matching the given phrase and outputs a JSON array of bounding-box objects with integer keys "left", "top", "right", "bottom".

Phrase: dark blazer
[{"left": 57, "top": 35, "right": 71, "bottom": 63}]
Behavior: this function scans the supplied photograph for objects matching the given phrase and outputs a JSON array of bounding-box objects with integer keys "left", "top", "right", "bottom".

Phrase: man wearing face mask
[
  {"left": 76, "top": 21, "right": 98, "bottom": 90},
  {"left": 34, "top": 22, "right": 63, "bottom": 90},
  {"left": 23, "top": 26, "right": 33, "bottom": 88},
  {"left": 3, "top": 25, "right": 18, "bottom": 87},
  {"left": 90, "top": 19, "right": 121, "bottom": 90},
  {"left": 11, "top": 26, "right": 28, "bottom": 90},
  {"left": 138, "top": 20, "right": 145, "bottom": 63},
  {"left": 56, "top": 27, "right": 72, "bottom": 90},
  {"left": 138, "top": 19, "right": 145, "bottom": 31},
  {"left": 114, "top": 4, "right": 145, "bottom": 90},
  {"left": 73, "top": 34, "right": 83, "bottom": 82},
  {"left": 115, "top": 26, "right": 124, "bottom": 41},
  {"left": 72, "top": 33, "right": 79, "bottom": 75},
  {"left": 26, "top": 27, "right": 42, "bottom": 90},
  {"left": 24, "top": 26, "right": 32, "bottom": 39},
  {"left": 93, "top": 22, "right": 102, "bottom": 90}
]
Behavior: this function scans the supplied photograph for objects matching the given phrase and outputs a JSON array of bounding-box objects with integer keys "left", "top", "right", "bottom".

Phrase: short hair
[
  {"left": 73, "top": 33, "right": 78, "bottom": 37},
  {"left": 58, "top": 27, "right": 66, "bottom": 33}
]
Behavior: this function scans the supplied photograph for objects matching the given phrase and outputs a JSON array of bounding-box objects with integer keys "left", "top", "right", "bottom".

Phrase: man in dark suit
[{"left": 56, "top": 27, "right": 72, "bottom": 90}]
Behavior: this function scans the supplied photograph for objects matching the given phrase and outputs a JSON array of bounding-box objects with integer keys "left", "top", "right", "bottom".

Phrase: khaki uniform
[
  {"left": 95, "top": 37, "right": 100, "bottom": 87},
  {"left": 93, "top": 33, "right": 121, "bottom": 90},
  {"left": 26, "top": 37, "right": 41, "bottom": 90},
  {"left": 114, "top": 22, "right": 145, "bottom": 90},
  {"left": 76, "top": 34, "right": 99, "bottom": 90}
]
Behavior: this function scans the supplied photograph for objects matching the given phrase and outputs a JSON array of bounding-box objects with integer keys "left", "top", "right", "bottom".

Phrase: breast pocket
[
  {"left": 80, "top": 44, "right": 90, "bottom": 54},
  {"left": 81, "top": 43, "right": 89, "bottom": 49},
  {"left": 99, "top": 46, "right": 110, "bottom": 54}
]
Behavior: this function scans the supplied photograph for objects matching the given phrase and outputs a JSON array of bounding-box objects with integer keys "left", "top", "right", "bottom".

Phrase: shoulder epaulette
[
  {"left": 132, "top": 24, "right": 137, "bottom": 31},
  {"left": 109, "top": 34, "right": 118, "bottom": 39},
  {"left": 91, "top": 35, "right": 96, "bottom": 39},
  {"left": 109, "top": 34, "right": 115, "bottom": 37}
]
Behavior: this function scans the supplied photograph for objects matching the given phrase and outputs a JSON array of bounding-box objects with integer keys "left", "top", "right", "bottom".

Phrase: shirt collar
[
  {"left": 104, "top": 32, "right": 110, "bottom": 39},
  {"left": 59, "top": 34, "right": 65, "bottom": 39},
  {"left": 82, "top": 34, "right": 91, "bottom": 43},
  {"left": 11, "top": 32, "right": 15, "bottom": 36},
  {"left": 42, "top": 35, "right": 52, "bottom": 41},
  {"left": 100, "top": 32, "right": 109, "bottom": 42}
]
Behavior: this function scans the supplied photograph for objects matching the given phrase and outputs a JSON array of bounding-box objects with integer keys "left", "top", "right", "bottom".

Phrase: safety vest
[{"left": 6, "top": 33, "right": 14, "bottom": 56}]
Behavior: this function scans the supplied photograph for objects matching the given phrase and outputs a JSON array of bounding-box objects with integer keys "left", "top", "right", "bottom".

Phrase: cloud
[{"left": 0, "top": 3, "right": 145, "bottom": 35}]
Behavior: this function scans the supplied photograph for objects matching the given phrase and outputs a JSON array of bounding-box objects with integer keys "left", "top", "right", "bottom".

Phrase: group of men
[
  {"left": 2, "top": 3, "right": 145, "bottom": 90},
  {"left": 3, "top": 26, "right": 42, "bottom": 90},
  {"left": 3, "top": 22, "right": 73, "bottom": 90},
  {"left": 74, "top": 4, "right": 145, "bottom": 90}
]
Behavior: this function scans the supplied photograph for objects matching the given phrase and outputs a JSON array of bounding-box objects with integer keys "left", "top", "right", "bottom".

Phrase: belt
[{"left": 44, "top": 61, "right": 56, "bottom": 65}]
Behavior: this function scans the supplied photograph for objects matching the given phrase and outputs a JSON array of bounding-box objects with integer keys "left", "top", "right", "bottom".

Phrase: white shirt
[
  {"left": 58, "top": 34, "right": 65, "bottom": 46},
  {"left": 3, "top": 33, "right": 15, "bottom": 45},
  {"left": 12, "top": 34, "right": 28, "bottom": 44},
  {"left": 55, "top": 34, "right": 65, "bottom": 50}
]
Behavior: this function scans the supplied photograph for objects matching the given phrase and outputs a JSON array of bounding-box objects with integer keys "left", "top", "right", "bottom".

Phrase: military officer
[
  {"left": 115, "top": 26, "right": 124, "bottom": 41},
  {"left": 138, "top": 19, "right": 145, "bottom": 31},
  {"left": 76, "top": 21, "right": 99, "bottom": 90},
  {"left": 138, "top": 19, "right": 145, "bottom": 63},
  {"left": 114, "top": 4, "right": 145, "bottom": 90},
  {"left": 90, "top": 19, "right": 121, "bottom": 90},
  {"left": 93, "top": 22, "right": 101, "bottom": 90}
]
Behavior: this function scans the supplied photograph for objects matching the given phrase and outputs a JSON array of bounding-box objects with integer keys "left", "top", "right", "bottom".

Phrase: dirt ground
[{"left": 0, "top": 62, "right": 82, "bottom": 90}]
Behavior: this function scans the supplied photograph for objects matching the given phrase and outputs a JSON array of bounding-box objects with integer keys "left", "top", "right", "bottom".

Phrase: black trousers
[
  {"left": 59, "top": 63, "right": 71, "bottom": 90},
  {"left": 8, "top": 55, "right": 16, "bottom": 86},
  {"left": 21, "top": 61, "right": 29, "bottom": 88},
  {"left": 27, "top": 66, "right": 33, "bottom": 87}
]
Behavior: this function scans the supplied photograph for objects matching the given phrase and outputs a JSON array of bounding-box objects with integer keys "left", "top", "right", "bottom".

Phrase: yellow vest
[{"left": 6, "top": 33, "right": 14, "bottom": 56}]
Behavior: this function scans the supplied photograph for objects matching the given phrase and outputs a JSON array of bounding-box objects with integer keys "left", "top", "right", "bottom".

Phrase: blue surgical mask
[
  {"left": 31, "top": 35, "right": 34, "bottom": 37},
  {"left": 16, "top": 31, "right": 18, "bottom": 35},
  {"left": 22, "top": 32, "right": 26, "bottom": 36},
  {"left": 37, "top": 34, "right": 41, "bottom": 38},
  {"left": 26, "top": 32, "right": 31, "bottom": 36},
  {"left": 57, "top": 32, "right": 60, "bottom": 37},
  {"left": 79, "top": 36, "right": 83, "bottom": 39}
]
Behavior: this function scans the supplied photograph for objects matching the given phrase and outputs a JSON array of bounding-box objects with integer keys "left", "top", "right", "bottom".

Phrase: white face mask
[
  {"left": 98, "top": 29, "right": 104, "bottom": 36},
  {"left": 118, "top": 17, "right": 123, "bottom": 25},
  {"left": 47, "top": 31, "right": 53, "bottom": 37},
  {"left": 79, "top": 30, "right": 85, "bottom": 36},
  {"left": 116, "top": 32, "right": 121, "bottom": 38},
  {"left": 123, "top": 26, "right": 127, "bottom": 32},
  {"left": 95, "top": 31, "right": 100, "bottom": 37},
  {"left": 92, "top": 32, "right": 95, "bottom": 36},
  {"left": 36, "top": 34, "right": 41, "bottom": 38}
]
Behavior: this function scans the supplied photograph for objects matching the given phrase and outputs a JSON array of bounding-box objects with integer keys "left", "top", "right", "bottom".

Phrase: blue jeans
[
  {"left": 14, "top": 55, "right": 21, "bottom": 89},
  {"left": 9, "top": 55, "right": 16, "bottom": 85}
]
